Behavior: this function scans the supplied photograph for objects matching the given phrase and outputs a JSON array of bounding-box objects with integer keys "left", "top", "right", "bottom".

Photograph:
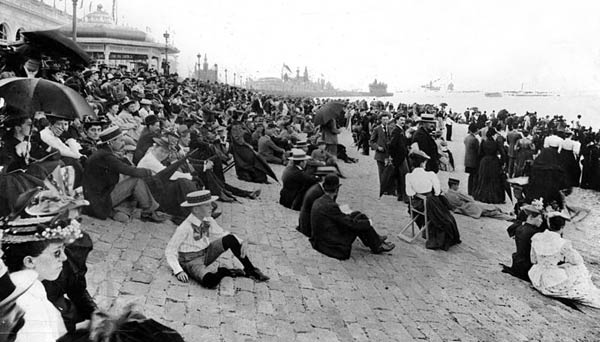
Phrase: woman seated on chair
[{"left": 405, "top": 150, "right": 461, "bottom": 251}]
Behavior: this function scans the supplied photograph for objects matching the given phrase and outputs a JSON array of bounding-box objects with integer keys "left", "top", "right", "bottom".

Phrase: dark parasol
[
  {"left": 21, "top": 29, "right": 91, "bottom": 67},
  {"left": 314, "top": 101, "right": 345, "bottom": 126},
  {"left": 0, "top": 77, "right": 95, "bottom": 119}
]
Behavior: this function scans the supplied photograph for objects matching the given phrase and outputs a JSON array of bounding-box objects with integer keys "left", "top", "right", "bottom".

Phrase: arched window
[
  {"left": 15, "top": 28, "right": 25, "bottom": 41},
  {"left": 0, "top": 23, "right": 8, "bottom": 41}
]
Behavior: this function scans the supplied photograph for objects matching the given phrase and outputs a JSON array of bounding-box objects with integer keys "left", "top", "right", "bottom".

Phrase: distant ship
[
  {"left": 421, "top": 79, "right": 441, "bottom": 91},
  {"left": 484, "top": 92, "right": 502, "bottom": 97},
  {"left": 368, "top": 79, "right": 392, "bottom": 97}
]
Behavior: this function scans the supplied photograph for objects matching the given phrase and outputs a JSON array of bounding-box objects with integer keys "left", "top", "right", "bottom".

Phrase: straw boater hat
[
  {"left": 293, "top": 139, "right": 309, "bottom": 149},
  {"left": 314, "top": 166, "right": 338, "bottom": 176},
  {"left": 99, "top": 126, "right": 123, "bottom": 143},
  {"left": 521, "top": 198, "right": 544, "bottom": 215},
  {"left": 409, "top": 149, "right": 430, "bottom": 160},
  {"left": 288, "top": 148, "right": 311, "bottom": 161},
  {"left": 418, "top": 113, "right": 437, "bottom": 123},
  {"left": 181, "top": 190, "right": 219, "bottom": 207}
]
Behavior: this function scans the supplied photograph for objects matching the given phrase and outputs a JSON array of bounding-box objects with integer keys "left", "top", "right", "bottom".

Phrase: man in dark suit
[
  {"left": 132, "top": 115, "right": 162, "bottom": 165},
  {"left": 297, "top": 167, "right": 338, "bottom": 237},
  {"left": 411, "top": 113, "right": 439, "bottom": 173},
  {"left": 506, "top": 124, "right": 522, "bottom": 177},
  {"left": 464, "top": 123, "right": 480, "bottom": 195},
  {"left": 369, "top": 113, "right": 391, "bottom": 185},
  {"left": 279, "top": 149, "right": 319, "bottom": 211},
  {"left": 83, "top": 126, "right": 166, "bottom": 222},
  {"left": 310, "top": 175, "right": 395, "bottom": 260},
  {"left": 388, "top": 116, "right": 409, "bottom": 201}
]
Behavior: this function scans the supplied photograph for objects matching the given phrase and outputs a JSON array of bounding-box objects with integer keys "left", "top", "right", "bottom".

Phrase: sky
[{"left": 53, "top": 0, "right": 600, "bottom": 93}]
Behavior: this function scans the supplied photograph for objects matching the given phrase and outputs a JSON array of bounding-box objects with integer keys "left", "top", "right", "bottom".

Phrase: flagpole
[{"left": 72, "top": 0, "right": 78, "bottom": 42}]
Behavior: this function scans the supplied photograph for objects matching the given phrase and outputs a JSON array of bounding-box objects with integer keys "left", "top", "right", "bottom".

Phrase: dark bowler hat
[
  {"left": 144, "top": 114, "right": 158, "bottom": 126},
  {"left": 448, "top": 178, "right": 460, "bottom": 186},
  {"left": 99, "top": 126, "right": 123, "bottom": 143},
  {"left": 322, "top": 174, "right": 341, "bottom": 192}
]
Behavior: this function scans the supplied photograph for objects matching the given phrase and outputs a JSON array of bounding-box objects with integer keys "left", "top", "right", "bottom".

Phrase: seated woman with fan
[{"left": 405, "top": 150, "right": 461, "bottom": 251}]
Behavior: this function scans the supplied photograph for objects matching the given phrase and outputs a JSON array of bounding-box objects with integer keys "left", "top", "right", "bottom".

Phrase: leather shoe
[
  {"left": 141, "top": 211, "right": 168, "bottom": 223},
  {"left": 248, "top": 189, "right": 261, "bottom": 199},
  {"left": 379, "top": 235, "right": 388, "bottom": 243},
  {"left": 246, "top": 268, "right": 269, "bottom": 282},
  {"left": 373, "top": 241, "right": 395, "bottom": 254},
  {"left": 218, "top": 194, "right": 235, "bottom": 203}
]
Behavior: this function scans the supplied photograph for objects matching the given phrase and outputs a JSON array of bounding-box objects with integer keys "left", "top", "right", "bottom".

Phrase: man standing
[
  {"left": 279, "top": 149, "right": 319, "bottom": 211},
  {"left": 506, "top": 124, "right": 522, "bottom": 177},
  {"left": 464, "top": 123, "right": 480, "bottom": 195},
  {"left": 310, "top": 175, "right": 394, "bottom": 260},
  {"left": 82, "top": 126, "right": 166, "bottom": 223},
  {"left": 165, "top": 190, "right": 269, "bottom": 288},
  {"left": 388, "top": 116, "right": 409, "bottom": 202},
  {"left": 370, "top": 113, "right": 391, "bottom": 185},
  {"left": 411, "top": 113, "right": 439, "bottom": 173}
]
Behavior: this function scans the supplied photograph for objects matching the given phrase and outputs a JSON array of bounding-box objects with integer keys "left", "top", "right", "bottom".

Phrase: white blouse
[
  {"left": 15, "top": 278, "right": 67, "bottom": 342},
  {"left": 405, "top": 167, "right": 441, "bottom": 196}
]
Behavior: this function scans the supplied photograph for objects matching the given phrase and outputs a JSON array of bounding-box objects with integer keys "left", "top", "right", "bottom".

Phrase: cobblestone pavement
[{"left": 84, "top": 126, "right": 600, "bottom": 341}]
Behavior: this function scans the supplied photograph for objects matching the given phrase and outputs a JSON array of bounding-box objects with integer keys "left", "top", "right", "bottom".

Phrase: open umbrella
[
  {"left": 22, "top": 29, "right": 91, "bottom": 66},
  {"left": 314, "top": 101, "right": 345, "bottom": 126},
  {"left": 0, "top": 77, "right": 94, "bottom": 119}
]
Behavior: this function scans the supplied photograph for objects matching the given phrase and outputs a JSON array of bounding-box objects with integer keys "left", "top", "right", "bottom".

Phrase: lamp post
[
  {"left": 196, "top": 53, "right": 201, "bottom": 79},
  {"left": 233, "top": 72, "right": 236, "bottom": 86},
  {"left": 72, "top": 0, "right": 78, "bottom": 41},
  {"left": 163, "top": 31, "right": 170, "bottom": 75},
  {"left": 239, "top": 75, "right": 243, "bottom": 87},
  {"left": 224, "top": 69, "right": 228, "bottom": 84}
]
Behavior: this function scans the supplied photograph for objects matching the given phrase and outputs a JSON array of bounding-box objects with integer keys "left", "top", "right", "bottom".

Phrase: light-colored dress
[
  {"left": 15, "top": 276, "right": 67, "bottom": 342},
  {"left": 528, "top": 230, "right": 600, "bottom": 308}
]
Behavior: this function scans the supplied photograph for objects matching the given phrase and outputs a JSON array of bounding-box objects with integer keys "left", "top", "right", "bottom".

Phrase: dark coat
[
  {"left": 388, "top": 125, "right": 408, "bottom": 167},
  {"left": 133, "top": 128, "right": 159, "bottom": 165},
  {"left": 463, "top": 133, "right": 480, "bottom": 170},
  {"left": 369, "top": 125, "right": 390, "bottom": 162},
  {"left": 279, "top": 164, "right": 318, "bottom": 211},
  {"left": 297, "top": 183, "right": 324, "bottom": 237},
  {"left": 309, "top": 194, "right": 372, "bottom": 260},
  {"left": 412, "top": 127, "right": 439, "bottom": 173},
  {"left": 83, "top": 146, "right": 151, "bottom": 219}
]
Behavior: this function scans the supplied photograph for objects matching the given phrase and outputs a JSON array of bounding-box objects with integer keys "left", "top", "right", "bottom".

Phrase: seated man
[
  {"left": 82, "top": 126, "right": 166, "bottom": 223},
  {"left": 79, "top": 117, "right": 108, "bottom": 158},
  {"left": 444, "top": 178, "right": 513, "bottom": 220},
  {"left": 310, "top": 139, "right": 345, "bottom": 178},
  {"left": 310, "top": 175, "right": 394, "bottom": 260},
  {"left": 297, "top": 166, "right": 337, "bottom": 237},
  {"left": 279, "top": 149, "right": 319, "bottom": 211},
  {"left": 137, "top": 137, "right": 198, "bottom": 223},
  {"left": 258, "top": 124, "right": 287, "bottom": 165},
  {"left": 501, "top": 199, "right": 545, "bottom": 282},
  {"left": 165, "top": 190, "right": 269, "bottom": 289},
  {"left": 133, "top": 114, "right": 162, "bottom": 165}
]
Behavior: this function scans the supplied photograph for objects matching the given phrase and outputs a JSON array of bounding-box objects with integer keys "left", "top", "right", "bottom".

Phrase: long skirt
[
  {"left": 474, "top": 155, "right": 505, "bottom": 204},
  {"left": 411, "top": 195, "right": 461, "bottom": 251},
  {"left": 559, "top": 150, "right": 581, "bottom": 187}
]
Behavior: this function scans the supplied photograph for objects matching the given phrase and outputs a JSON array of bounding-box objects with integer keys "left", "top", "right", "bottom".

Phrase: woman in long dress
[
  {"left": 513, "top": 130, "right": 536, "bottom": 177},
  {"left": 474, "top": 127, "right": 507, "bottom": 204},
  {"left": 529, "top": 213, "right": 600, "bottom": 309},
  {"left": 405, "top": 150, "right": 461, "bottom": 251}
]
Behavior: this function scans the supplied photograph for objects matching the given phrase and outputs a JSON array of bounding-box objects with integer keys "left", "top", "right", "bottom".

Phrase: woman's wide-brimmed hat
[
  {"left": 181, "top": 190, "right": 218, "bottom": 207},
  {"left": 521, "top": 198, "right": 544, "bottom": 214},
  {"left": 1, "top": 217, "right": 84, "bottom": 245},
  {"left": 418, "top": 113, "right": 437, "bottom": 123},
  {"left": 99, "top": 126, "right": 123, "bottom": 143},
  {"left": 409, "top": 149, "right": 430, "bottom": 160},
  {"left": 0, "top": 269, "right": 37, "bottom": 309},
  {"left": 546, "top": 209, "right": 571, "bottom": 221},
  {"left": 288, "top": 148, "right": 311, "bottom": 161}
]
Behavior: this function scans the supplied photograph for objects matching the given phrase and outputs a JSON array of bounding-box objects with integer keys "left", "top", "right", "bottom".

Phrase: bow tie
[{"left": 192, "top": 222, "right": 210, "bottom": 240}]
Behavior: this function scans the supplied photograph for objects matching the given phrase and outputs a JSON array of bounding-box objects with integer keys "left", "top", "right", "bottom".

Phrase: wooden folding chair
[
  {"left": 223, "top": 160, "right": 235, "bottom": 174},
  {"left": 397, "top": 194, "right": 429, "bottom": 243}
]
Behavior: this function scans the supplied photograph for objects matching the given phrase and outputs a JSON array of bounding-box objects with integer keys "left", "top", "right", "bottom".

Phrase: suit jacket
[
  {"left": 133, "top": 128, "right": 159, "bottom": 165},
  {"left": 309, "top": 194, "right": 372, "bottom": 260},
  {"left": 388, "top": 125, "right": 408, "bottom": 167},
  {"left": 412, "top": 127, "right": 439, "bottom": 173},
  {"left": 463, "top": 133, "right": 480, "bottom": 169},
  {"left": 297, "top": 183, "right": 324, "bottom": 237},
  {"left": 279, "top": 165, "right": 319, "bottom": 211},
  {"left": 370, "top": 125, "right": 390, "bottom": 162},
  {"left": 83, "top": 146, "right": 151, "bottom": 219},
  {"left": 506, "top": 130, "right": 522, "bottom": 158}
]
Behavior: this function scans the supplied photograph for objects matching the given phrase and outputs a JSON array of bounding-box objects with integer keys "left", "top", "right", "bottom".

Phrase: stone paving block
[
  {"left": 129, "top": 270, "right": 153, "bottom": 284},
  {"left": 163, "top": 300, "right": 187, "bottom": 322},
  {"left": 165, "top": 284, "right": 189, "bottom": 302}
]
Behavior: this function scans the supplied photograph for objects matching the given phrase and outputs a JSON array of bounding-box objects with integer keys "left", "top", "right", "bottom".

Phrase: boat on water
[
  {"left": 484, "top": 92, "right": 502, "bottom": 97},
  {"left": 421, "top": 79, "right": 441, "bottom": 91},
  {"left": 368, "top": 79, "right": 392, "bottom": 97}
]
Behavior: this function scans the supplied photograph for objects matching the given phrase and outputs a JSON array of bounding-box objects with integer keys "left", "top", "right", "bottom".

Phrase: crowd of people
[{"left": 1, "top": 46, "right": 600, "bottom": 341}]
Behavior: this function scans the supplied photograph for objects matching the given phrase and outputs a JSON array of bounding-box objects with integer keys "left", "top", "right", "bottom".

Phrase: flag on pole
[{"left": 283, "top": 64, "right": 292, "bottom": 74}]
